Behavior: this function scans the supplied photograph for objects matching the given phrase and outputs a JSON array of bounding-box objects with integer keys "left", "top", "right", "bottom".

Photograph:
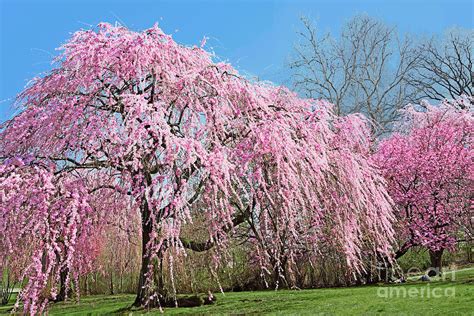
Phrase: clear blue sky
[{"left": 0, "top": 0, "right": 472, "bottom": 122}]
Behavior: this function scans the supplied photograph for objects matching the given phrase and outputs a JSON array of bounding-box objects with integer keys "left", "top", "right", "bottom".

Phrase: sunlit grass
[{"left": 1, "top": 267, "right": 472, "bottom": 315}]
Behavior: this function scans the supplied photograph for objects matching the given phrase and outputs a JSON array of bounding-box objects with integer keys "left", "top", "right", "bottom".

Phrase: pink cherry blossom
[{"left": 1, "top": 23, "right": 396, "bottom": 312}]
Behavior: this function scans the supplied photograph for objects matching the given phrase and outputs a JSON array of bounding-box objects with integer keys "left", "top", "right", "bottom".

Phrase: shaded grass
[{"left": 1, "top": 268, "right": 472, "bottom": 315}]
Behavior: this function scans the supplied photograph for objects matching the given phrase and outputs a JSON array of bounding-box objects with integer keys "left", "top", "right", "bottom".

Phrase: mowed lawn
[{"left": 1, "top": 268, "right": 472, "bottom": 315}]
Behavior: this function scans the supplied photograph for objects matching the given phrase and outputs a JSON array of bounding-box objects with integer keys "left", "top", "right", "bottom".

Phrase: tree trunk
[
  {"left": 133, "top": 198, "right": 154, "bottom": 307},
  {"left": 395, "top": 242, "right": 411, "bottom": 260},
  {"left": 467, "top": 242, "right": 472, "bottom": 263},
  {"left": 85, "top": 274, "right": 90, "bottom": 296},
  {"left": 109, "top": 271, "right": 114, "bottom": 295},
  {"left": 120, "top": 272, "right": 123, "bottom": 293},
  {"left": 94, "top": 272, "right": 99, "bottom": 294},
  {"left": 428, "top": 249, "right": 444, "bottom": 277},
  {"left": 271, "top": 255, "right": 289, "bottom": 289},
  {"left": 55, "top": 267, "right": 70, "bottom": 302}
]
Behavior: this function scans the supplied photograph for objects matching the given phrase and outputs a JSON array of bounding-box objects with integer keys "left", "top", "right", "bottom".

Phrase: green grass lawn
[{"left": 1, "top": 268, "right": 472, "bottom": 315}]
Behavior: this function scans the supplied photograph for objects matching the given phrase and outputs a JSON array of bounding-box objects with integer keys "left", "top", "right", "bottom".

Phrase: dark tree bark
[
  {"left": 109, "top": 271, "right": 114, "bottom": 295},
  {"left": 132, "top": 192, "right": 251, "bottom": 307},
  {"left": 428, "top": 249, "right": 444, "bottom": 277},
  {"left": 133, "top": 197, "right": 158, "bottom": 307},
  {"left": 395, "top": 246, "right": 410, "bottom": 259},
  {"left": 55, "top": 267, "right": 71, "bottom": 302}
]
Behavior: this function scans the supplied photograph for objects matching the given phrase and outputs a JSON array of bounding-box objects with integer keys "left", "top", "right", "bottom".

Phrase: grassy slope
[{"left": 1, "top": 268, "right": 472, "bottom": 315}]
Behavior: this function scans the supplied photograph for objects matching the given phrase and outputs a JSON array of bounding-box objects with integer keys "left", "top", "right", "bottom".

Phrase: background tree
[
  {"left": 0, "top": 159, "right": 109, "bottom": 314},
  {"left": 290, "top": 15, "right": 421, "bottom": 134},
  {"left": 408, "top": 29, "right": 473, "bottom": 107},
  {"left": 372, "top": 98, "right": 473, "bottom": 276}
]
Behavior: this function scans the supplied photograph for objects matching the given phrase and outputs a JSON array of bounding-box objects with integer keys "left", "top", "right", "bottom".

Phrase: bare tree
[
  {"left": 290, "top": 15, "right": 421, "bottom": 134},
  {"left": 409, "top": 29, "right": 473, "bottom": 108}
]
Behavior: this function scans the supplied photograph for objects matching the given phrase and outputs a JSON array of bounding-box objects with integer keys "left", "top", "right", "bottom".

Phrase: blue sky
[{"left": 0, "top": 0, "right": 472, "bottom": 122}]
